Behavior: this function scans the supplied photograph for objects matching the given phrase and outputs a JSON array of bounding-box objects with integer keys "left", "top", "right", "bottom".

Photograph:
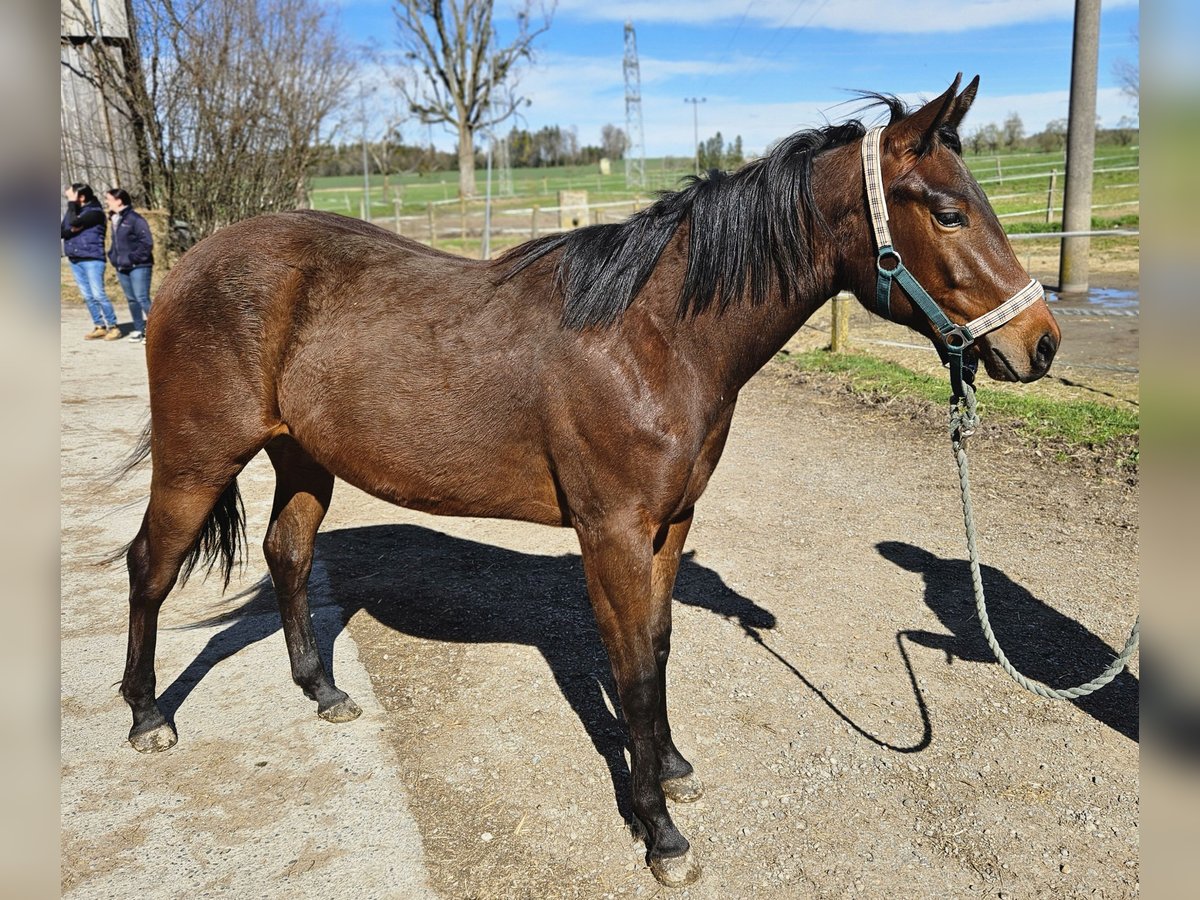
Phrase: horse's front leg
[
  {"left": 651, "top": 512, "right": 703, "bottom": 803},
  {"left": 576, "top": 512, "right": 702, "bottom": 888}
]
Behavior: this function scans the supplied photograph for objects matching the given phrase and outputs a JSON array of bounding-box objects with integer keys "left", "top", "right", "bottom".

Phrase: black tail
[
  {"left": 178, "top": 479, "right": 247, "bottom": 592},
  {"left": 105, "top": 418, "right": 154, "bottom": 486},
  {"left": 103, "top": 418, "right": 248, "bottom": 591},
  {"left": 99, "top": 420, "right": 156, "bottom": 569}
]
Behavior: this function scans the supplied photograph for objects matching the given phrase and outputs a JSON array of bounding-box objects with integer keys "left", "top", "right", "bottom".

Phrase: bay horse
[{"left": 117, "top": 76, "right": 1059, "bottom": 886}]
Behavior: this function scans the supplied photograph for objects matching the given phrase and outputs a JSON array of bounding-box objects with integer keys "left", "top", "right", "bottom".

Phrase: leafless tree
[
  {"left": 62, "top": 0, "right": 354, "bottom": 239},
  {"left": 393, "top": 1, "right": 554, "bottom": 198},
  {"left": 1114, "top": 26, "right": 1139, "bottom": 114},
  {"left": 1002, "top": 112, "right": 1025, "bottom": 150},
  {"left": 600, "top": 124, "right": 628, "bottom": 161}
]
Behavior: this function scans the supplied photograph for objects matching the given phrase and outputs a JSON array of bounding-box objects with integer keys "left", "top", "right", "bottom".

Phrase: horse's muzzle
[
  {"left": 1030, "top": 330, "right": 1059, "bottom": 379},
  {"left": 981, "top": 328, "right": 1059, "bottom": 383}
]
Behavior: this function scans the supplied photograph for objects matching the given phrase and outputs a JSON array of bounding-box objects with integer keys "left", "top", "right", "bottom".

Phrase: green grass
[
  {"left": 1005, "top": 213, "right": 1139, "bottom": 234},
  {"left": 785, "top": 349, "right": 1139, "bottom": 451},
  {"left": 967, "top": 147, "right": 1140, "bottom": 226},
  {"left": 309, "top": 145, "right": 1139, "bottom": 232},
  {"left": 309, "top": 158, "right": 696, "bottom": 218}
]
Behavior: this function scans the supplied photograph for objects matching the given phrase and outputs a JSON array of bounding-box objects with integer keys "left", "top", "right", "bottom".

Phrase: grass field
[
  {"left": 307, "top": 144, "right": 1139, "bottom": 259},
  {"left": 309, "top": 157, "right": 695, "bottom": 218},
  {"left": 787, "top": 348, "right": 1138, "bottom": 451}
]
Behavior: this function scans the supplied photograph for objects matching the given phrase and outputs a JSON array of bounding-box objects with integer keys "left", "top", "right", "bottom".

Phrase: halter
[{"left": 860, "top": 126, "right": 1044, "bottom": 401}]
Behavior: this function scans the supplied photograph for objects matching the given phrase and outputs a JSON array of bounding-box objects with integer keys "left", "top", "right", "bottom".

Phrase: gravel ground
[
  {"left": 335, "top": 369, "right": 1139, "bottom": 898},
  {"left": 59, "top": 307, "right": 435, "bottom": 899}
]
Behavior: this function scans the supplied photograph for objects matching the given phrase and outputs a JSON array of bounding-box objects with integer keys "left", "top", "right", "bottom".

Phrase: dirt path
[
  {"left": 59, "top": 307, "right": 434, "bottom": 899},
  {"left": 61, "top": 291, "right": 1139, "bottom": 898},
  {"left": 337, "top": 366, "right": 1138, "bottom": 898}
]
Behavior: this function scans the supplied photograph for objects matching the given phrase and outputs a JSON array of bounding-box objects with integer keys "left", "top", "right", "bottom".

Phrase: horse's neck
[
  {"left": 647, "top": 232, "right": 839, "bottom": 396},
  {"left": 676, "top": 145, "right": 859, "bottom": 394},
  {"left": 693, "top": 270, "right": 837, "bottom": 393}
]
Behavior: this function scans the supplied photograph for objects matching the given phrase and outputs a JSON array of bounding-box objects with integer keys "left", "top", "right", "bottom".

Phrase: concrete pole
[
  {"left": 1058, "top": 0, "right": 1101, "bottom": 293},
  {"left": 360, "top": 84, "right": 372, "bottom": 222}
]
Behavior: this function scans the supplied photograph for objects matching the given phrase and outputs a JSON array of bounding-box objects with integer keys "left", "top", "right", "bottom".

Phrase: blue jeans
[
  {"left": 70, "top": 259, "right": 117, "bottom": 328},
  {"left": 117, "top": 266, "right": 153, "bottom": 332}
]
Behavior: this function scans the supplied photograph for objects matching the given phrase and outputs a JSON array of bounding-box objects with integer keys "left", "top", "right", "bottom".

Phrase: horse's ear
[
  {"left": 946, "top": 75, "right": 980, "bottom": 132},
  {"left": 886, "top": 73, "right": 962, "bottom": 156}
]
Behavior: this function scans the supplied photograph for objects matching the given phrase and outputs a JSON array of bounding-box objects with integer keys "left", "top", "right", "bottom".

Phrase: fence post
[
  {"left": 531, "top": 205, "right": 539, "bottom": 239},
  {"left": 427, "top": 202, "right": 435, "bottom": 248},
  {"left": 995, "top": 158, "right": 1003, "bottom": 184},
  {"left": 830, "top": 291, "right": 853, "bottom": 352},
  {"left": 394, "top": 197, "right": 402, "bottom": 235},
  {"left": 1046, "top": 168, "right": 1057, "bottom": 224},
  {"left": 460, "top": 197, "right": 467, "bottom": 241}
]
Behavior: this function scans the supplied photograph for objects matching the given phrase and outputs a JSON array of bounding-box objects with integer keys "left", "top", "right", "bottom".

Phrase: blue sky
[{"left": 337, "top": 0, "right": 1140, "bottom": 156}]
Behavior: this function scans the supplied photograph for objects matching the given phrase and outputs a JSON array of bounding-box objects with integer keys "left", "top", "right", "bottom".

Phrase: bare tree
[
  {"left": 1034, "top": 118, "right": 1068, "bottom": 153},
  {"left": 979, "top": 123, "right": 1001, "bottom": 155},
  {"left": 62, "top": 0, "right": 354, "bottom": 239},
  {"left": 394, "top": 1, "right": 553, "bottom": 198},
  {"left": 600, "top": 124, "right": 628, "bottom": 160},
  {"left": 1114, "top": 26, "right": 1139, "bottom": 113},
  {"left": 1002, "top": 112, "right": 1025, "bottom": 150}
]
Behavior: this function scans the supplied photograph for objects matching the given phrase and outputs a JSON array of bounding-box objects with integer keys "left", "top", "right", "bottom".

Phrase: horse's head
[{"left": 844, "top": 75, "right": 1061, "bottom": 383}]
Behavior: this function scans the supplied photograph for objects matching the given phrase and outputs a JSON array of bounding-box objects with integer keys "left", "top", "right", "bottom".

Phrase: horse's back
[{"left": 145, "top": 210, "right": 567, "bottom": 522}]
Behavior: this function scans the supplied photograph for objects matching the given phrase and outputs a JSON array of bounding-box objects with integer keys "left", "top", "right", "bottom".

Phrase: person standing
[
  {"left": 62, "top": 183, "right": 121, "bottom": 340},
  {"left": 105, "top": 188, "right": 154, "bottom": 343}
]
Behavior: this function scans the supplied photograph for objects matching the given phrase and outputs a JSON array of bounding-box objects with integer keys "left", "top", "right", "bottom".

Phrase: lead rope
[{"left": 949, "top": 384, "right": 1140, "bottom": 699}]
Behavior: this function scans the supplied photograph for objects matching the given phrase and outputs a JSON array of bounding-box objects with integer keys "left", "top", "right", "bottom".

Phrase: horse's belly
[
  {"left": 364, "top": 460, "right": 567, "bottom": 526},
  {"left": 294, "top": 420, "right": 567, "bottom": 526}
]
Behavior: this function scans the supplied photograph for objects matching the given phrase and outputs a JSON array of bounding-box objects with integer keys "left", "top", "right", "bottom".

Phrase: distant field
[
  {"left": 307, "top": 144, "right": 1139, "bottom": 258},
  {"left": 961, "top": 146, "right": 1139, "bottom": 226},
  {"left": 309, "top": 158, "right": 696, "bottom": 218}
]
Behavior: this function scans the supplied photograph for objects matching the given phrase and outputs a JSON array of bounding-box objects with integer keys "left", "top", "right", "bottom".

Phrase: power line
[{"left": 623, "top": 20, "right": 647, "bottom": 189}]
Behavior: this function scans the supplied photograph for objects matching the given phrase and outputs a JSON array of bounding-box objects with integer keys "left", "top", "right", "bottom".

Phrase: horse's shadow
[
  {"left": 155, "top": 527, "right": 1138, "bottom": 816},
  {"left": 158, "top": 523, "right": 775, "bottom": 819},
  {"left": 877, "top": 540, "right": 1139, "bottom": 742}
]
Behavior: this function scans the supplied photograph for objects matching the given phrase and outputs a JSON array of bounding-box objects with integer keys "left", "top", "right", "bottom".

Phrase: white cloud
[
  {"left": 516, "top": 82, "right": 1137, "bottom": 158},
  {"left": 555, "top": 0, "right": 1137, "bottom": 34},
  {"left": 345, "top": 42, "right": 1139, "bottom": 156}
]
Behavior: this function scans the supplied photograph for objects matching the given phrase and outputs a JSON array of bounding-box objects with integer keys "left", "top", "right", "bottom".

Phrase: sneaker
[
  {"left": 103, "top": 326, "right": 122, "bottom": 341},
  {"left": 128, "top": 331, "right": 144, "bottom": 343},
  {"left": 85, "top": 326, "right": 107, "bottom": 340}
]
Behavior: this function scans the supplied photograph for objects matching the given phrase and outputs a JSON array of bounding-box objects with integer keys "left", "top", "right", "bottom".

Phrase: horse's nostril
[{"left": 1035, "top": 331, "right": 1058, "bottom": 368}]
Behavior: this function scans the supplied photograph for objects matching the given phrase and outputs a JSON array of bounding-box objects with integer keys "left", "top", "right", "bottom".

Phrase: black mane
[{"left": 499, "top": 95, "right": 955, "bottom": 329}]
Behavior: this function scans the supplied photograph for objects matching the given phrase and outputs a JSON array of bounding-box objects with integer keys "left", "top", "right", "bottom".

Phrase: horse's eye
[{"left": 935, "top": 210, "right": 966, "bottom": 228}]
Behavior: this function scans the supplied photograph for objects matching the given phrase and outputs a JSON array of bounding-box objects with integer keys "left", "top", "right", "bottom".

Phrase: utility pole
[
  {"left": 359, "top": 83, "right": 373, "bottom": 221},
  {"left": 1058, "top": 0, "right": 1101, "bottom": 293},
  {"left": 482, "top": 53, "right": 494, "bottom": 260},
  {"left": 685, "top": 97, "right": 706, "bottom": 175}
]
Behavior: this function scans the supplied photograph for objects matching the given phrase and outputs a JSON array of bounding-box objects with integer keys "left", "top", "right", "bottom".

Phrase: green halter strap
[{"left": 859, "top": 126, "right": 1044, "bottom": 401}]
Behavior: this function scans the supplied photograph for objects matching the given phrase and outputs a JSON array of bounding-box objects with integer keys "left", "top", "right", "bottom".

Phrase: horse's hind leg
[
  {"left": 263, "top": 436, "right": 361, "bottom": 723},
  {"left": 123, "top": 479, "right": 242, "bottom": 752}
]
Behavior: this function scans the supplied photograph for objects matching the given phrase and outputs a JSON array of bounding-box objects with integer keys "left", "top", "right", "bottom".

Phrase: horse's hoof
[
  {"left": 662, "top": 772, "right": 705, "bottom": 803},
  {"left": 649, "top": 848, "right": 701, "bottom": 887},
  {"left": 318, "top": 697, "right": 362, "bottom": 723},
  {"left": 129, "top": 722, "right": 177, "bottom": 753}
]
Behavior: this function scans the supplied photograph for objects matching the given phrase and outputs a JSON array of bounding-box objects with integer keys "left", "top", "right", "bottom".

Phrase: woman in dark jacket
[
  {"left": 62, "top": 183, "right": 120, "bottom": 340},
  {"left": 105, "top": 188, "right": 155, "bottom": 342}
]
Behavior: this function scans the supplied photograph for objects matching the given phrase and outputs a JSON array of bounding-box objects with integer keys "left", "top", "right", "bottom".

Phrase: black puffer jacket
[
  {"left": 60, "top": 200, "right": 107, "bottom": 261},
  {"left": 107, "top": 208, "right": 154, "bottom": 272}
]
